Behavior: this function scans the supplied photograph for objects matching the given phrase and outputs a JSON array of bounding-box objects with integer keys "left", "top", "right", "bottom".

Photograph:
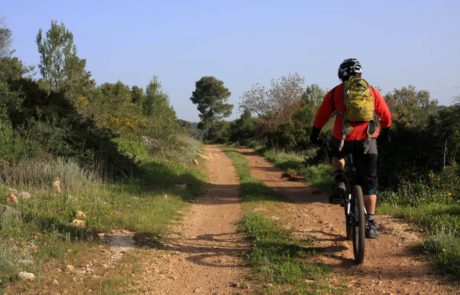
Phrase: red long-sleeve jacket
[{"left": 313, "top": 83, "right": 392, "bottom": 141}]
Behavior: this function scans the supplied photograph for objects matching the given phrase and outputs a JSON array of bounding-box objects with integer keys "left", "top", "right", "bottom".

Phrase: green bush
[{"left": 0, "top": 115, "right": 40, "bottom": 164}]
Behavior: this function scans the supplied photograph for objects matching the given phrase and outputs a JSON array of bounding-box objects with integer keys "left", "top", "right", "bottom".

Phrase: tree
[
  {"left": 140, "top": 76, "right": 178, "bottom": 157},
  {"left": 385, "top": 86, "right": 438, "bottom": 128},
  {"left": 301, "top": 83, "right": 324, "bottom": 107},
  {"left": 240, "top": 73, "right": 305, "bottom": 127},
  {"left": 36, "top": 20, "right": 93, "bottom": 99},
  {"left": 143, "top": 76, "right": 171, "bottom": 117},
  {"left": 229, "top": 110, "right": 257, "bottom": 144},
  {"left": 239, "top": 73, "right": 307, "bottom": 147},
  {"left": 91, "top": 81, "right": 146, "bottom": 136},
  {"left": 190, "top": 76, "right": 232, "bottom": 141},
  {"left": 131, "top": 86, "right": 144, "bottom": 105},
  {"left": 0, "top": 20, "right": 13, "bottom": 57}
]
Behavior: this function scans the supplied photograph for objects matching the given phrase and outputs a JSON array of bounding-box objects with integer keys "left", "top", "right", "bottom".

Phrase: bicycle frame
[
  {"left": 344, "top": 154, "right": 368, "bottom": 217},
  {"left": 322, "top": 139, "right": 367, "bottom": 263}
]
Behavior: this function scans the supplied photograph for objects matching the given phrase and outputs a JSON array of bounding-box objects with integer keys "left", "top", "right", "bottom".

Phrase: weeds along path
[
  {"left": 131, "top": 145, "right": 249, "bottom": 294},
  {"left": 237, "top": 148, "right": 459, "bottom": 295}
]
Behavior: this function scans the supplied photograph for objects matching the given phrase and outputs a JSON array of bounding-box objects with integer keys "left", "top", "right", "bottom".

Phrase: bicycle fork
[{"left": 346, "top": 193, "right": 368, "bottom": 219}]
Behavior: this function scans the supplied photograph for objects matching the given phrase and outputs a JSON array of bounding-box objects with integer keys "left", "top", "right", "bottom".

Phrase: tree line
[
  {"left": 1, "top": 19, "right": 459, "bottom": 196},
  {"left": 193, "top": 71, "right": 459, "bottom": 196},
  {"left": 0, "top": 20, "right": 179, "bottom": 179}
]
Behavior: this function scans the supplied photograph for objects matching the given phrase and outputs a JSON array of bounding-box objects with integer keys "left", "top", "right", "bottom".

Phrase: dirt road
[
  {"left": 132, "top": 146, "right": 249, "bottom": 294},
  {"left": 238, "top": 148, "right": 459, "bottom": 295}
]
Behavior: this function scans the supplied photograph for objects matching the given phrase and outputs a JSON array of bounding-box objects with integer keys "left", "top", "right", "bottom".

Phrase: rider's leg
[
  {"left": 331, "top": 157, "right": 345, "bottom": 182},
  {"left": 330, "top": 157, "right": 346, "bottom": 203},
  {"left": 328, "top": 139, "right": 348, "bottom": 204},
  {"left": 354, "top": 139, "right": 379, "bottom": 238},
  {"left": 364, "top": 194, "right": 377, "bottom": 214},
  {"left": 331, "top": 157, "right": 345, "bottom": 171}
]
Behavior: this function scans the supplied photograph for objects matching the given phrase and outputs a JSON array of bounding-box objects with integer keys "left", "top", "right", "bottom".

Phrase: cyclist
[{"left": 309, "top": 58, "right": 391, "bottom": 239}]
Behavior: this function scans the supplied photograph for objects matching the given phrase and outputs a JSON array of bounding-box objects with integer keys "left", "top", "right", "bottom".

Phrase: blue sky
[{"left": 1, "top": 0, "right": 459, "bottom": 121}]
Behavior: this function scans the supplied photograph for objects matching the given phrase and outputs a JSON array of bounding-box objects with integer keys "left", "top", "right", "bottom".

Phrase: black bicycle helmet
[{"left": 338, "top": 58, "right": 362, "bottom": 81}]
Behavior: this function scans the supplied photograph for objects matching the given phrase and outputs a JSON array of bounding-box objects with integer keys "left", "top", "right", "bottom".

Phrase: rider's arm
[
  {"left": 372, "top": 87, "right": 392, "bottom": 128},
  {"left": 313, "top": 89, "right": 335, "bottom": 130}
]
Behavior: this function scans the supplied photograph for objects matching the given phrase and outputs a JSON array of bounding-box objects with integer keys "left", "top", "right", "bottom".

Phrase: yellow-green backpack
[{"left": 343, "top": 76, "right": 374, "bottom": 122}]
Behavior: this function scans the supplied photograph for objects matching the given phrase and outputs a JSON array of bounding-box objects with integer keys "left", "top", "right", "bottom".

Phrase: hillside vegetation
[{"left": 0, "top": 21, "right": 205, "bottom": 292}]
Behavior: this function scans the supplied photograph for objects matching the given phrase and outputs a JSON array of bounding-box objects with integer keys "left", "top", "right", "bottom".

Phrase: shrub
[{"left": 0, "top": 157, "right": 94, "bottom": 191}]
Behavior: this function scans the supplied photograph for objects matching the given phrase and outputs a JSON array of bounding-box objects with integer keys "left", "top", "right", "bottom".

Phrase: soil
[
  {"left": 237, "top": 147, "right": 460, "bottom": 295},
  {"left": 129, "top": 145, "right": 250, "bottom": 294},
  {"left": 6, "top": 145, "right": 459, "bottom": 294}
]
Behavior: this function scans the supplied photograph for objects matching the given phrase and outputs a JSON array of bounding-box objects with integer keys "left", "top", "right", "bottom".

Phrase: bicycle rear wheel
[{"left": 351, "top": 185, "right": 365, "bottom": 264}]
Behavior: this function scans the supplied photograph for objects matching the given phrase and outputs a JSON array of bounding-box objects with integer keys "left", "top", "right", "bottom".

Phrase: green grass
[
  {"left": 0, "top": 136, "right": 205, "bottom": 292},
  {"left": 224, "top": 147, "right": 343, "bottom": 294}
]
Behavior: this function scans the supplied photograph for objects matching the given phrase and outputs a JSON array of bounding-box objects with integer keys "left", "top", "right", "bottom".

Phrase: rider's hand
[
  {"left": 309, "top": 127, "right": 322, "bottom": 145},
  {"left": 378, "top": 127, "right": 391, "bottom": 144}
]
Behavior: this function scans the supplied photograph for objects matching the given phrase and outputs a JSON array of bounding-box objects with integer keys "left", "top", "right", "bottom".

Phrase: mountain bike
[{"left": 323, "top": 140, "right": 366, "bottom": 264}]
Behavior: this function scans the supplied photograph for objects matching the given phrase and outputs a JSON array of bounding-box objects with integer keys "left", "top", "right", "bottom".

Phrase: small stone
[
  {"left": 305, "top": 279, "right": 315, "bottom": 284},
  {"left": 66, "top": 264, "right": 75, "bottom": 273},
  {"left": 102, "top": 264, "right": 108, "bottom": 269},
  {"left": 193, "top": 159, "right": 199, "bottom": 166},
  {"left": 53, "top": 177, "right": 62, "bottom": 193},
  {"left": 18, "top": 271, "right": 35, "bottom": 281},
  {"left": 193, "top": 288, "right": 200, "bottom": 293},
  {"left": 20, "top": 191, "right": 31, "bottom": 200},
  {"left": 71, "top": 219, "right": 85, "bottom": 227},
  {"left": 52, "top": 279, "right": 59, "bottom": 285},
  {"left": 72, "top": 277, "right": 77, "bottom": 283},
  {"left": 76, "top": 210, "right": 86, "bottom": 219},
  {"left": 7, "top": 193, "right": 18, "bottom": 205}
]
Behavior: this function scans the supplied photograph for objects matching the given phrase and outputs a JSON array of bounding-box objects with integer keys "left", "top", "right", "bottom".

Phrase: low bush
[{"left": 0, "top": 157, "right": 95, "bottom": 191}]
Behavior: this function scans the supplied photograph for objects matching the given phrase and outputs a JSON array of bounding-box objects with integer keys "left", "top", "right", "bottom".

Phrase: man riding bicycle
[{"left": 310, "top": 58, "right": 392, "bottom": 239}]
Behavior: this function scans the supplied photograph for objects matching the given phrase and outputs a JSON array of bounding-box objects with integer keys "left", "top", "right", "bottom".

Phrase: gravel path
[
  {"left": 132, "top": 145, "right": 249, "bottom": 294},
  {"left": 238, "top": 147, "right": 459, "bottom": 295}
]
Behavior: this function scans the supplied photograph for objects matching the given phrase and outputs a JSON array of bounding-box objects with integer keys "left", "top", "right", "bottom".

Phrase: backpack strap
[{"left": 338, "top": 84, "right": 348, "bottom": 151}]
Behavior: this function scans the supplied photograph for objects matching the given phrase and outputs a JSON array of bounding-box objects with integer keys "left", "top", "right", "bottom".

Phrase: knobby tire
[{"left": 352, "top": 185, "right": 365, "bottom": 264}]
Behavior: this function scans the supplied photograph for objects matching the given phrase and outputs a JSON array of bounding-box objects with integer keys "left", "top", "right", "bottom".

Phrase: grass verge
[
  {"left": 0, "top": 136, "right": 205, "bottom": 292},
  {"left": 379, "top": 201, "right": 460, "bottom": 279},
  {"left": 224, "top": 147, "right": 344, "bottom": 294}
]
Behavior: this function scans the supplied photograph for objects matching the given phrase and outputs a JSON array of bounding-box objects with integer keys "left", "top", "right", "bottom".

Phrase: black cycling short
[{"left": 327, "top": 138, "right": 379, "bottom": 195}]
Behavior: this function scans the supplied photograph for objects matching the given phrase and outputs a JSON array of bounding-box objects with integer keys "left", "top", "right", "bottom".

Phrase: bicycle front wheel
[
  {"left": 344, "top": 195, "right": 352, "bottom": 240},
  {"left": 351, "top": 185, "right": 365, "bottom": 264}
]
